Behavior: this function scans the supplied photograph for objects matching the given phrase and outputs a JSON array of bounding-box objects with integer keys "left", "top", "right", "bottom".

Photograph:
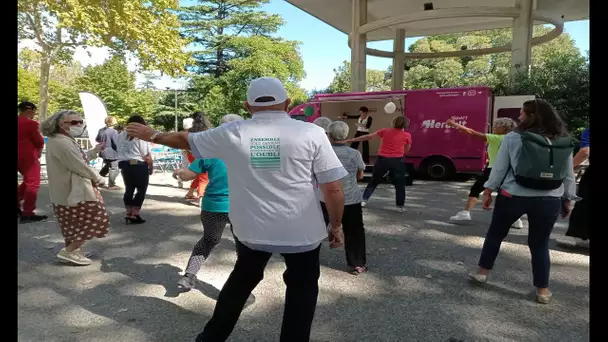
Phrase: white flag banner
[{"left": 78, "top": 92, "right": 109, "bottom": 147}]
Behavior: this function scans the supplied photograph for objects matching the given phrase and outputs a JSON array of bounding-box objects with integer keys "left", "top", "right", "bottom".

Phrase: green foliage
[
  {"left": 496, "top": 53, "right": 589, "bottom": 137},
  {"left": 327, "top": 61, "right": 390, "bottom": 93},
  {"left": 401, "top": 26, "right": 580, "bottom": 89},
  {"left": 179, "top": 0, "right": 283, "bottom": 76},
  {"left": 18, "top": 67, "right": 39, "bottom": 104},
  {"left": 18, "top": 52, "right": 162, "bottom": 127},
  {"left": 71, "top": 56, "right": 158, "bottom": 125},
  {"left": 327, "top": 27, "right": 588, "bottom": 134},
  {"left": 18, "top": 0, "right": 190, "bottom": 118},
  {"left": 179, "top": 1, "right": 306, "bottom": 124}
]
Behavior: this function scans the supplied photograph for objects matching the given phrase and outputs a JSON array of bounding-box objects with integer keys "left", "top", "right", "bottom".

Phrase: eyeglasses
[{"left": 64, "top": 120, "right": 84, "bottom": 126}]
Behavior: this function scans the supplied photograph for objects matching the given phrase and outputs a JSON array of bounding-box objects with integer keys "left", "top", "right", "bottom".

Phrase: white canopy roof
[{"left": 285, "top": 0, "right": 589, "bottom": 40}]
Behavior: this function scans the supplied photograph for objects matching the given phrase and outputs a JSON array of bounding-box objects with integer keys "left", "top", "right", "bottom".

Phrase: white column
[
  {"left": 391, "top": 29, "right": 406, "bottom": 90},
  {"left": 351, "top": 0, "right": 367, "bottom": 92},
  {"left": 510, "top": 0, "right": 533, "bottom": 77}
]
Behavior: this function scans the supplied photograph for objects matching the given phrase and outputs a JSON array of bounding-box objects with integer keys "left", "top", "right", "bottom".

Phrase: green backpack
[{"left": 513, "top": 131, "right": 575, "bottom": 190}]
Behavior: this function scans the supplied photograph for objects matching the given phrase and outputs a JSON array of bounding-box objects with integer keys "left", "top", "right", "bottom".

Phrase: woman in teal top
[{"left": 173, "top": 114, "right": 243, "bottom": 290}]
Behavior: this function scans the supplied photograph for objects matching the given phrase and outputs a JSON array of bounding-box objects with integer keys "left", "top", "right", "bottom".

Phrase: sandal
[{"left": 349, "top": 266, "right": 368, "bottom": 275}]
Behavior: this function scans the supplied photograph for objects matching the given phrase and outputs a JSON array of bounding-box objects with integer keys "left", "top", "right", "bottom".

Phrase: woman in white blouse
[
  {"left": 116, "top": 115, "right": 152, "bottom": 224},
  {"left": 340, "top": 106, "right": 373, "bottom": 164}
]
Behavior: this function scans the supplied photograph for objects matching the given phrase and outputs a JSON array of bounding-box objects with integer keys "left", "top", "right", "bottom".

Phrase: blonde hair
[{"left": 104, "top": 116, "right": 117, "bottom": 126}]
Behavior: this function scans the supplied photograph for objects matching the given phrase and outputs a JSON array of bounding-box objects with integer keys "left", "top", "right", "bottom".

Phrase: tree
[
  {"left": 18, "top": 67, "right": 39, "bottom": 105},
  {"left": 400, "top": 26, "right": 581, "bottom": 89},
  {"left": 179, "top": 0, "right": 283, "bottom": 76},
  {"left": 326, "top": 27, "right": 588, "bottom": 134},
  {"left": 152, "top": 89, "right": 201, "bottom": 131},
  {"left": 18, "top": 48, "right": 83, "bottom": 115},
  {"left": 496, "top": 52, "right": 589, "bottom": 137},
  {"left": 327, "top": 61, "right": 391, "bottom": 93},
  {"left": 65, "top": 56, "right": 158, "bottom": 125},
  {"left": 18, "top": 0, "right": 190, "bottom": 119},
  {"left": 183, "top": 27, "right": 306, "bottom": 123}
]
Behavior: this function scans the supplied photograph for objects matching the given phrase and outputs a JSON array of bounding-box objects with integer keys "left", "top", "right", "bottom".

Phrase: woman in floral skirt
[{"left": 41, "top": 110, "right": 110, "bottom": 266}]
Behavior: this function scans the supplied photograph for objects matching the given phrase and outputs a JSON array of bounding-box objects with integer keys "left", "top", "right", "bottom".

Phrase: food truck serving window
[{"left": 497, "top": 108, "right": 521, "bottom": 122}]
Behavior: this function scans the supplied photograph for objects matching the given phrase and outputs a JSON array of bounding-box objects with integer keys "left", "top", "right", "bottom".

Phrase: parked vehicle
[{"left": 289, "top": 87, "right": 533, "bottom": 181}]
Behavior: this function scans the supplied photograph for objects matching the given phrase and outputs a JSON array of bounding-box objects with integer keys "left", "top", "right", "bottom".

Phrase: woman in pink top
[{"left": 345, "top": 116, "right": 412, "bottom": 212}]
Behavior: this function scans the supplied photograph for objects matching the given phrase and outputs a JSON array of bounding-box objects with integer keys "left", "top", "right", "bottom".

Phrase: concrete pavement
[{"left": 18, "top": 174, "right": 589, "bottom": 341}]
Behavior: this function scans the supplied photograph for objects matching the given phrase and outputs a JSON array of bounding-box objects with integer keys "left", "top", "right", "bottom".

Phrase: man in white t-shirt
[{"left": 126, "top": 77, "right": 347, "bottom": 341}]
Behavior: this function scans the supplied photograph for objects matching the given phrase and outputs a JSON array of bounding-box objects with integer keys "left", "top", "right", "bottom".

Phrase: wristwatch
[{"left": 149, "top": 131, "right": 161, "bottom": 143}]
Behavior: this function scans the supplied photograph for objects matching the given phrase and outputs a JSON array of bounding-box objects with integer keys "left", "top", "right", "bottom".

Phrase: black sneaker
[{"left": 20, "top": 214, "right": 48, "bottom": 223}]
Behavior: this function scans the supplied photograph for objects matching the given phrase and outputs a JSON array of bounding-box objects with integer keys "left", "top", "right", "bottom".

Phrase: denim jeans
[{"left": 478, "top": 193, "right": 561, "bottom": 288}]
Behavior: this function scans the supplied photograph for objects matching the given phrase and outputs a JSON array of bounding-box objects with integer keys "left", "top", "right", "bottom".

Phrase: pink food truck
[{"left": 289, "top": 86, "right": 532, "bottom": 180}]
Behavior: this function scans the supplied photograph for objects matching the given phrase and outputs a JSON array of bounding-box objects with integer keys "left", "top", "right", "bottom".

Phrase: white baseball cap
[{"left": 247, "top": 77, "right": 288, "bottom": 107}]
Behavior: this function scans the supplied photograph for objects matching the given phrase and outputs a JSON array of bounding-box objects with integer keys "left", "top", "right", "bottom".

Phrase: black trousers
[
  {"left": 566, "top": 166, "right": 590, "bottom": 240},
  {"left": 469, "top": 166, "right": 492, "bottom": 198},
  {"left": 197, "top": 238, "right": 321, "bottom": 342},
  {"left": 118, "top": 161, "right": 149, "bottom": 208},
  {"left": 350, "top": 131, "right": 370, "bottom": 164},
  {"left": 320, "top": 202, "right": 366, "bottom": 267},
  {"left": 363, "top": 156, "right": 406, "bottom": 206}
]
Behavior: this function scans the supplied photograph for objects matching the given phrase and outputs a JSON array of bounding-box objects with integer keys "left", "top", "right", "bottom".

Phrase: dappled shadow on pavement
[{"left": 18, "top": 178, "right": 588, "bottom": 341}]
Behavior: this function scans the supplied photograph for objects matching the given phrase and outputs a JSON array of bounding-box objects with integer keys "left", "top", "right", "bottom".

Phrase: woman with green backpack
[{"left": 469, "top": 99, "right": 577, "bottom": 305}]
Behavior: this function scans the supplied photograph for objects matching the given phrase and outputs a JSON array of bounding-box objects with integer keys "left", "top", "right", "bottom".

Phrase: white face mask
[{"left": 69, "top": 125, "right": 85, "bottom": 137}]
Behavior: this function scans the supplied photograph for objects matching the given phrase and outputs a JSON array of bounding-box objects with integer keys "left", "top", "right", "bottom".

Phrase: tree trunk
[
  {"left": 38, "top": 56, "right": 52, "bottom": 120},
  {"left": 216, "top": 26, "right": 224, "bottom": 78}
]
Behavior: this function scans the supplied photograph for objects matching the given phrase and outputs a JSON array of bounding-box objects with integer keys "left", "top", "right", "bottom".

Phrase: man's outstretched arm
[{"left": 125, "top": 123, "right": 190, "bottom": 150}]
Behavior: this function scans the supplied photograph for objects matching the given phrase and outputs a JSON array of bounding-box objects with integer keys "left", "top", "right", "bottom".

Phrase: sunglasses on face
[{"left": 64, "top": 120, "right": 84, "bottom": 126}]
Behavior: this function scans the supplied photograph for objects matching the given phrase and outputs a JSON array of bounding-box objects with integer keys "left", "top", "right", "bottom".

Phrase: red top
[
  {"left": 187, "top": 151, "right": 209, "bottom": 182},
  {"left": 376, "top": 128, "right": 412, "bottom": 158},
  {"left": 18, "top": 116, "right": 44, "bottom": 160}
]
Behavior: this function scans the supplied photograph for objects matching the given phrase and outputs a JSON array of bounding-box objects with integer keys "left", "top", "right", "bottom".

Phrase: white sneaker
[
  {"left": 512, "top": 219, "right": 524, "bottom": 229},
  {"left": 361, "top": 201, "right": 367, "bottom": 207},
  {"left": 450, "top": 210, "right": 471, "bottom": 221},
  {"left": 396, "top": 206, "right": 405, "bottom": 213},
  {"left": 468, "top": 272, "right": 488, "bottom": 283},
  {"left": 57, "top": 248, "right": 92, "bottom": 266},
  {"left": 536, "top": 290, "right": 552, "bottom": 304}
]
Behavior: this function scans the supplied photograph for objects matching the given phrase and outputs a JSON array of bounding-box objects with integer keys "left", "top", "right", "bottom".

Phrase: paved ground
[{"left": 18, "top": 173, "right": 589, "bottom": 342}]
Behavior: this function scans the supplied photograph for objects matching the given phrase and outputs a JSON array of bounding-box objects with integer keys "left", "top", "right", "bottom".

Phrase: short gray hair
[
  {"left": 494, "top": 117, "right": 517, "bottom": 131},
  {"left": 40, "top": 110, "right": 79, "bottom": 137},
  {"left": 221, "top": 114, "right": 244, "bottom": 124},
  {"left": 313, "top": 117, "right": 332, "bottom": 132},
  {"left": 327, "top": 121, "right": 349, "bottom": 141}
]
